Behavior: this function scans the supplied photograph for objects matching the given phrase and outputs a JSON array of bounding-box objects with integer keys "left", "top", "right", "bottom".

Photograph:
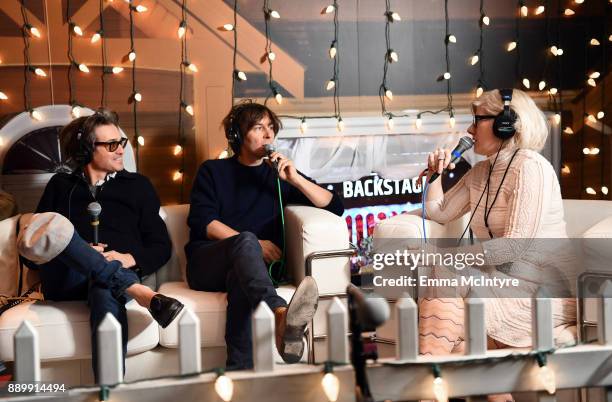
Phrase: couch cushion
[
  {"left": 158, "top": 282, "right": 297, "bottom": 348},
  {"left": 0, "top": 299, "right": 159, "bottom": 361}
]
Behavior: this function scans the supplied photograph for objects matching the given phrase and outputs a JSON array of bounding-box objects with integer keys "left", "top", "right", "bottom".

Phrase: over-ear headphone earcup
[
  {"left": 493, "top": 107, "right": 517, "bottom": 140},
  {"left": 75, "top": 129, "right": 93, "bottom": 166}
]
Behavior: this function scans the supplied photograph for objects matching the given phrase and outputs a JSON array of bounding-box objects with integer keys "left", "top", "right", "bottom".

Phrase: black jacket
[{"left": 36, "top": 170, "right": 171, "bottom": 277}]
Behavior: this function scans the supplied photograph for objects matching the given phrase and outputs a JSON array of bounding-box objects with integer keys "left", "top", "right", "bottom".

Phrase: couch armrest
[
  {"left": 373, "top": 212, "right": 470, "bottom": 240},
  {"left": 284, "top": 205, "right": 351, "bottom": 295}
]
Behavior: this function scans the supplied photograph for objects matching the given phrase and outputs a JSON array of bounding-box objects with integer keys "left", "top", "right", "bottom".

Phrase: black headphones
[
  {"left": 74, "top": 122, "right": 94, "bottom": 166},
  {"left": 492, "top": 88, "right": 518, "bottom": 140},
  {"left": 226, "top": 101, "right": 254, "bottom": 155}
]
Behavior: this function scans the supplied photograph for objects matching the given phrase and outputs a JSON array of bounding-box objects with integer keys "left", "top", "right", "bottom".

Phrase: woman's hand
[{"left": 427, "top": 148, "right": 456, "bottom": 176}]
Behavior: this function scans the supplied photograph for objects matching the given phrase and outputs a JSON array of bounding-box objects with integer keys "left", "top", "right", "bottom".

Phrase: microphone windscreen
[
  {"left": 264, "top": 144, "right": 276, "bottom": 154},
  {"left": 87, "top": 202, "right": 102, "bottom": 218},
  {"left": 347, "top": 284, "right": 390, "bottom": 328}
]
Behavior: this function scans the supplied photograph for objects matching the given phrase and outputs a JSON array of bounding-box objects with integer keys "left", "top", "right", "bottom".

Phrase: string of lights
[
  {"left": 230, "top": 0, "right": 247, "bottom": 105},
  {"left": 67, "top": 0, "right": 90, "bottom": 119},
  {"left": 262, "top": 0, "right": 282, "bottom": 105},
  {"left": 98, "top": 0, "right": 107, "bottom": 107},
  {"left": 541, "top": 0, "right": 550, "bottom": 93},
  {"left": 581, "top": 22, "right": 589, "bottom": 196},
  {"left": 378, "top": 0, "right": 405, "bottom": 130},
  {"left": 472, "top": 0, "right": 488, "bottom": 98},
  {"left": 126, "top": 0, "right": 143, "bottom": 168},
  {"left": 600, "top": 0, "right": 608, "bottom": 199},
  {"left": 20, "top": 0, "right": 45, "bottom": 121}
]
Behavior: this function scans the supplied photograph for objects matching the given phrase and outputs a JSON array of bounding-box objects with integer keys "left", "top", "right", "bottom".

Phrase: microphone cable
[{"left": 268, "top": 173, "right": 286, "bottom": 286}]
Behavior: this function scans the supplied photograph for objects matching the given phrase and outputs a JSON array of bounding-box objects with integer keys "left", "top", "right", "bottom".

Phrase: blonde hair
[{"left": 472, "top": 89, "right": 549, "bottom": 151}]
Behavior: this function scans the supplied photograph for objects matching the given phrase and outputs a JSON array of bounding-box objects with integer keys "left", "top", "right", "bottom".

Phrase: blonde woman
[{"left": 418, "top": 89, "right": 577, "bottom": 402}]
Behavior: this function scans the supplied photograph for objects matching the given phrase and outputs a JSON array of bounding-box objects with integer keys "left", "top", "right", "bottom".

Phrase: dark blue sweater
[{"left": 185, "top": 156, "right": 344, "bottom": 257}]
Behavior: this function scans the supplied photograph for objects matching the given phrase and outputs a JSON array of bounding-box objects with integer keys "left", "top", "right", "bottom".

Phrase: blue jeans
[
  {"left": 186, "top": 232, "right": 287, "bottom": 370},
  {"left": 31, "top": 231, "right": 139, "bottom": 383}
]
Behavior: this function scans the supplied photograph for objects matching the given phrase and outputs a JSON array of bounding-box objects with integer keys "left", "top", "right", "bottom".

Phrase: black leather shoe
[{"left": 149, "top": 294, "right": 184, "bottom": 328}]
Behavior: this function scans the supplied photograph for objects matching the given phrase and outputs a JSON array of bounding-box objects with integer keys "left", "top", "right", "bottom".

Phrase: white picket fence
[{"left": 10, "top": 283, "right": 612, "bottom": 402}]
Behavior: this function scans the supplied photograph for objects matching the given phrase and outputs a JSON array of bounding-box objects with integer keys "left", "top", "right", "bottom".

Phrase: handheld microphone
[
  {"left": 346, "top": 284, "right": 390, "bottom": 329},
  {"left": 87, "top": 202, "right": 102, "bottom": 246},
  {"left": 264, "top": 144, "right": 279, "bottom": 171},
  {"left": 428, "top": 136, "right": 474, "bottom": 184}
]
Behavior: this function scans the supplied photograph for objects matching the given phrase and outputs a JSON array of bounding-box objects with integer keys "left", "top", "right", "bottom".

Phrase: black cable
[
  {"left": 476, "top": 0, "right": 486, "bottom": 92},
  {"left": 129, "top": 1, "right": 139, "bottom": 169},
  {"left": 581, "top": 22, "right": 588, "bottom": 197},
  {"left": 177, "top": 0, "right": 188, "bottom": 202},
  {"left": 601, "top": 0, "right": 608, "bottom": 199},
  {"left": 263, "top": 0, "right": 276, "bottom": 105},
  {"left": 515, "top": 1, "right": 523, "bottom": 86},
  {"left": 20, "top": 0, "right": 32, "bottom": 113},
  {"left": 231, "top": 0, "right": 238, "bottom": 105},
  {"left": 66, "top": 0, "right": 77, "bottom": 112},
  {"left": 543, "top": 0, "right": 550, "bottom": 91},
  {"left": 379, "top": 0, "right": 393, "bottom": 120},
  {"left": 444, "top": 0, "right": 453, "bottom": 119},
  {"left": 333, "top": 0, "right": 341, "bottom": 120},
  {"left": 100, "top": 0, "right": 107, "bottom": 108}
]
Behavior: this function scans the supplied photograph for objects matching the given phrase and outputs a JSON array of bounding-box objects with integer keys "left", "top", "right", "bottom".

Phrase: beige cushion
[
  {"left": 0, "top": 299, "right": 159, "bottom": 361},
  {"left": 0, "top": 215, "right": 20, "bottom": 298},
  {"left": 563, "top": 199, "right": 612, "bottom": 237},
  {"left": 158, "top": 281, "right": 297, "bottom": 347}
]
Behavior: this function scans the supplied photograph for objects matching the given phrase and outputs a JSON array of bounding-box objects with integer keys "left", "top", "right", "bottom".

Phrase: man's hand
[
  {"left": 89, "top": 242, "right": 107, "bottom": 253},
  {"left": 258, "top": 240, "right": 282, "bottom": 264},
  {"left": 267, "top": 151, "right": 299, "bottom": 184},
  {"left": 102, "top": 250, "right": 136, "bottom": 268}
]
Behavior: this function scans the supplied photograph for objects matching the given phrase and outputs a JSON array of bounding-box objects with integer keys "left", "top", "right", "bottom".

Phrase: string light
[
  {"left": 470, "top": 54, "right": 479, "bottom": 65},
  {"left": 329, "top": 41, "right": 337, "bottom": 58},
  {"left": 337, "top": 117, "right": 345, "bottom": 132},
  {"left": 112, "top": 66, "right": 124, "bottom": 74},
  {"left": 214, "top": 369, "right": 234, "bottom": 402},
  {"left": 561, "top": 165, "right": 571, "bottom": 174},
  {"left": 91, "top": 31, "right": 101, "bottom": 43},
  {"left": 386, "top": 115, "right": 394, "bottom": 130},
  {"left": 137, "top": 135, "right": 144, "bottom": 146},
  {"left": 564, "top": 8, "right": 575, "bottom": 16},
  {"left": 507, "top": 41, "right": 517, "bottom": 51},
  {"left": 476, "top": 86, "right": 484, "bottom": 98},
  {"left": 590, "top": 38, "right": 601, "bottom": 46},
  {"left": 384, "top": 87, "right": 393, "bottom": 100},
  {"left": 30, "top": 109, "right": 43, "bottom": 121},
  {"left": 553, "top": 113, "right": 561, "bottom": 124},
  {"left": 597, "top": 111, "right": 605, "bottom": 119},
  {"left": 33, "top": 67, "right": 47, "bottom": 77},
  {"left": 603, "top": 187, "right": 609, "bottom": 195},
  {"left": 71, "top": 23, "right": 83, "bottom": 36},
  {"left": 586, "top": 187, "right": 597, "bottom": 195},
  {"left": 520, "top": 4, "right": 528, "bottom": 17},
  {"left": 221, "top": 23, "right": 234, "bottom": 31},
  {"left": 25, "top": 24, "right": 41, "bottom": 38},
  {"left": 387, "top": 50, "right": 399, "bottom": 62},
  {"left": 128, "top": 0, "right": 142, "bottom": 163},
  {"left": 321, "top": 362, "right": 340, "bottom": 402},
  {"left": 173, "top": 145, "right": 183, "bottom": 156},
  {"left": 321, "top": 4, "right": 335, "bottom": 14},
  {"left": 128, "top": 50, "right": 136, "bottom": 61},
  {"left": 449, "top": 114, "right": 456, "bottom": 128},
  {"left": 177, "top": 21, "right": 187, "bottom": 39},
  {"left": 549, "top": 87, "right": 558, "bottom": 95},
  {"left": 98, "top": 0, "right": 110, "bottom": 107},
  {"left": 300, "top": 117, "right": 308, "bottom": 133},
  {"left": 415, "top": 117, "right": 422, "bottom": 129},
  {"left": 538, "top": 80, "right": 546, "bottom": 90},
  {"left": 183, "top": 61, "right": 198, "bottom": 73},
  {"left": 575, "top": 0, "right": 584, "bottom": 3},
  {"left": 589, "top": 71, "right": 601, "bottom": 79},
  {"left": 21, "top": 0, "right": 41, "bottom": 121},
  {"left": 172, "top": 170, "right": 183, "bottom": 181},
  {"left": 535, "top": 5, "right": 545, "bottom": 15},
  {"left": 564, "top": 127, "right": 574, "bottom": 134},
  {"left": 78, "top": 63, "right": 90, "bottom": 73},
  {"left": 587, "top": 78, "right": 597, "bottom": 87},
  {"left": 326, "top": 79, "right": 336, "bottom": 90},
  {"left": 583, "top": 146, "right": 600, "bottom": 154},
  {"left": 522, "top": 78, "right": 530, "bottom": 88},
  {"left": 0, "top": 91, "right": 7, "bottom": 100},
  {"left": 474, "top": 0, "right": 487, "bottom": 99},
  {"left": 432, "top": 365, "right": 449, "bottom": 402},
  {"left": 446, "top": 34, "right": 457, "bottom": 44},
  {"left": 263, "top": 0, "right": 282, "bottom": 106}
]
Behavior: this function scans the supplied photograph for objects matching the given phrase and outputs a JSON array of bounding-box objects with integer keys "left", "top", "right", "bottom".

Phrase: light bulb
[
  {"left": 34, "top": 68, "right": 47, "bottom": 77},
  {"left": 91, "top": 32, "right": 101, "bottom": 43},
  {"left": 236, "top": 71, "right": 247, "bottom": 81},
  {"left": 602, "top": 186, "right": 609, "bottom": 195},
  {"left": 173, "top": 170, "right": 183, "bottom": 181},
  {"left": 78, "top": 63, "right": 90, "bottom": 73},
  {"left": 112, "top": 66, "right": 124, "bottom": 74},
  {"left": 449, "top": 116, "right": 456, "bottom": 128},
  {"left": 134, "top": 92, "right": 142, "bottom": 102},
  {"left": 73, "top": 25, "right": 83, "bottom": 36},
  {"left": 575, "top": 0, "right": 584, "bottom": 3},
  {"left": 597, "top": 111, "right": 605, "bottom": 119},
  {"left": 321, "top": 372, "right": 340, "bottom": 402},
  {"left": 275, "top": 92, "right": 283, "bottom": 105},
  {"left": 388, "top": 50, "right": 399, "bottom": 62},
  {"left": 337, "top": 118, "right": 345, "bottom": 132},
  {"left": 482, "top": 15, "right": 490, "bottom": 25},
  {"left": 173, "top": 145, "right": 183, "bottom": 155},
  {"left": 586, "top": 187, "right": 597, "bottom": 195},
  {"left": 0, "top": 91, "right": 7, "bottom": 100},
  {"left": 222, "top": 23, "right": 234, "bottom": 31},
  {"left": 390, "top": 12, "right": 401, "bottom": 21},
  {"left": 564, "top": 8, "right": 575, "bottom": 15},
  {"left": 470, "top": 54, "right": 479, "bottom": 65},
  {"left": 590, "top": 38, "right": 601, "bottom": 46},
  {"left": 591, "top": 147, "right": 600, "bottom": 155},
  {"left": 128, "top": 51, "right": 136, "bottom": 61},
  {"left": 326, "top": 80, "right": 336, "bottom": 91},
  {"left": 535, "top": 5, "right": 545, "bottom": 15},
  {"left": 522, "top": 78, "right": 530, "bottom": 89},
  {"left": 587, "top": 114, "right": 597, "bottom": 123},
  {"left": 556, "top": 48, "right": 564, "bottom": 55},
  {"left": 583, "top": 147, "right": 591, "bottom": 155},
  {"left": 587, "top": 78, "right": 597, "bottom": 87},
  {"left": 71, "top": 105, "right": 81, "bottom": 118},
  {"left": 609, "top": 34, "right": 612, "bottom": 42},
  {"left": 322, "top": 5, "right": 335, "bottom": 14},
  {"left": 137, "top": 135, "right": 145, "bottom": 146},
  {"left": 185, "top": 104, "right": 194, "bottom": 116},
  {"left": 187, "top": 63, "right": 198, "bottom": 73},
  {"left": 218, "top": 150, "right": 229, "bottom": 159},
  {"left": 386, "top": 116, "right": 394, "bottom": 130},
  {"left": 178, "top": 21, "right": 186, "bottom": 38},
  {"left": 561, "top": 165, "right": 571, "bottom": 174},
  {"left": 507, "top": 41, "right": 517, "bottom": 51},
  {"left": 215, "top": 374, "right": 234, "bottom": 402},
  {"left": 135, "top": 5, "right": 147, "bottom": 12},
  {"left": 268, "top": 51, "right": 276, "bottom": 61},
  {"left": 553, "top": 113, "right": 561, "bottom": 124},
  {"left": 300, "top": 118, "right": 308, "bottom": 133},
  {"left": 270, "top": 10, "right": 280, "bottom": 18},
  {"left": 476, "top": 86, "right": 484, "bottom": 98},
  {"left": 28, "top": 26, "right": 41, "bottom": 38},
  {"left": 589, "top": 71, "right": 601, "bottom": 79},
  {"left": 538, "top": 80, "right": 546, "bottom": 90},
  {"left": 563, "top": 127, "right": 574, "bottom": 134},
  {"left": 549, "top": 87, "right": 558, "bottom": 95},
  {"left": 443, "top": 72, "right": 451, "bottom": 80},
  {"left": 415, "top": 117, "right": 423, "bottom": 129},
  {"left": 432, "top": 376, "right": 449, "bottom": 402},
  {"left": 447, "top": 34, "right": 457, "bottom": 43},
  {"left": 329, "top": 44, "right": 337, "bottom": 59},
  {"left": 30, "top": 109, "right": 43, "bottom": 121},
  {"left": 550, "top": 46, "right": 558, "bottom": 56},
  {"left": 520, "top": 5, "right": 528, "bottom": 16},
  {"left": 385, "top": 88, "right": 393, "bottom": 100}
]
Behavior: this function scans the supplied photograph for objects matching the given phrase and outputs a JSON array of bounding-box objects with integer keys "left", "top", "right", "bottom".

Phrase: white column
[
  {"left": 14, "top": 321, "right": 40, "bottom": 382},
  {"left": 252, "top": 302, "right": 275, "bottom": 372},
  {"left": 532, "top": 287, "right": 554, "bottom": 351},
  {"left": 396, "top": 293, "right": 418, "bottom": 361},
  {"left": 327, "top": 297, "right": 349, "bottom": 364},
  {"left": 465, "top": 294, "right": 486, "bottom": 355},
  {"left": 97, "top": 313, "right": 123, "bottom": 385},
  {"left": 179, "top": 308, "right": 201, "bottom": 375}
]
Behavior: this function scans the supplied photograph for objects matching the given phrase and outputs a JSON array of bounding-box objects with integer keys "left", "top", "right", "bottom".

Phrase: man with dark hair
[
  {"left": 186, "top": 101, "right": 344, "bottom": 369},
  {"left": 33, "top": 109, "right": 183, "bottom": 381}
]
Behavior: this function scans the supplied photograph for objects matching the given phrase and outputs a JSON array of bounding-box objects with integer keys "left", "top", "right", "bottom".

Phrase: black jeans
[
  {"left": 32, "top": 231, "right": 139, "bottom": 382},
  {"left": 186, "top": 232, "right": 287, "bottom": 370}
]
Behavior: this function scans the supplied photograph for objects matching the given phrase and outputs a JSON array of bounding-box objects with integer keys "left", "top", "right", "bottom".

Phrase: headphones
[
  {"left": 226, "top": 103, "right": 249, "bottom": 155},
  {"left": 492, "top": 88, "right": 518, "bottom": 140},
  {"left": 73, "top": 112, "right": 102, "bottom": 167}
]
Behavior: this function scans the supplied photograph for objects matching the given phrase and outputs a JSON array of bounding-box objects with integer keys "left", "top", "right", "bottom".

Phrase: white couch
[
  {"left": 372, "top": 199, "right": 612, "bottom": 343},
  {"left": 0, "top": 204, "right": 351, "bottom": 386}
]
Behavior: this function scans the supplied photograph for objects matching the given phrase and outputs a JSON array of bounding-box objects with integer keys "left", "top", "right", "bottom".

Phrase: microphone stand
[{"left": 348, "top": 292, "right": 376, "bottom": 402}]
